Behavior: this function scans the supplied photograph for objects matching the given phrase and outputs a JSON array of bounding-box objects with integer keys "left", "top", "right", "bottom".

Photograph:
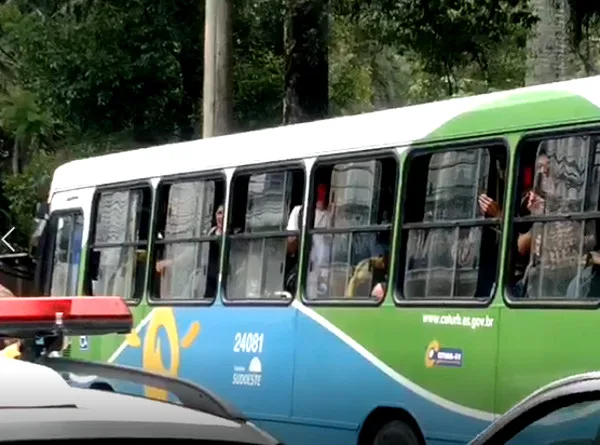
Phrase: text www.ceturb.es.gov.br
[{"left": 422, "top": 313, "right": 494, "bottom": 329}]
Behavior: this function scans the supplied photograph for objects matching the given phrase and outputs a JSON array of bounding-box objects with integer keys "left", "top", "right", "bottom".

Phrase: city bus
[{"left": 32, "top": 75, "right": 600, "bottom": 445}]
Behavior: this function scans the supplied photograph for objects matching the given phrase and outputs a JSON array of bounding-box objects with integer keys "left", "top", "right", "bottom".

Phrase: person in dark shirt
[
  {"left": 479, "top": 154, "right": 550, "bottom": 295},
  {"left": 155, "top": 204, "right": 225, "bottom": 299}
]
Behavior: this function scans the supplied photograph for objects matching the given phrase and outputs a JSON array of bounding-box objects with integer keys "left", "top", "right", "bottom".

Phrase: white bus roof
[{"left": 50, "top": 76, "right": 600, "bottom": 194}]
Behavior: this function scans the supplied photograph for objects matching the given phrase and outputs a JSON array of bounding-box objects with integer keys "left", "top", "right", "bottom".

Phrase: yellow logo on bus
[
  {"left": 425, "top": 340, "right": 440, "bottom": 368},
  {"left": 126, "top": 308, "right": 200, "bottom": 401}
]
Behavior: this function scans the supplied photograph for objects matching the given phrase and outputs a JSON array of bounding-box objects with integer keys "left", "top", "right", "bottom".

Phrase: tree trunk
[
  {"left": 526, "top": 0, "right": 570, "bottom": 86},
  {"left": 203, "top": 0, "right": 234, "bottom": 138},
  {"left": 283, "top": 0, "right": 329, "bottom": 124}
]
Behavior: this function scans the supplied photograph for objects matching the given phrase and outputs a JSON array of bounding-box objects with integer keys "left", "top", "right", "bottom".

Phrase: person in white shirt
[{"left": 286, "top": 183, "right": 333, "bottom": 298}]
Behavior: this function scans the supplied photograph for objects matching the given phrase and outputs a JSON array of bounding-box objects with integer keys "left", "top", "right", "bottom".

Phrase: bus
[{"left": 32, "top": 75, "right": 600, "bottom": 445}]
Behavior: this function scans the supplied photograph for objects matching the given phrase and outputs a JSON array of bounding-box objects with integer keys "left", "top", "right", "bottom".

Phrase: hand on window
[
  {"left": 478, "top": 194, "right": 502, "bottom": 218},
  {"left": 526, "top": 191, "right": 545, "bottom": 215},
  {"left": 155, "top": 259, "right": 173, "bottom": 273}
]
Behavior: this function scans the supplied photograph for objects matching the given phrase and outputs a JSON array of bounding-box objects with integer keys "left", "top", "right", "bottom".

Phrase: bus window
[
  {"left": 399, "top": 145, "right": 506, "bottom": 300},
  {"left": 88, "top": 187, "right": 151, "bottom": 300},
  {"left": 225, "top": 167, "right": 304, "bottom": 300},
  {"left": 152, "top": 177, "right": 225, "bottom": 300},
  {"left": 304, "top": 155, "right": 397, "bottom": 301},
  {"left": 48, "top": 212, "right": 84, "bottom": 296},
  {"left": 509, "top": 134, "right": 600, "bottom": 300}
]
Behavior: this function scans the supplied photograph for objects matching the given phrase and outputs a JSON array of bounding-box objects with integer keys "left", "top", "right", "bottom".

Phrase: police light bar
[{"left": 0, "top": 296, "right": 133, "bottom": 338}]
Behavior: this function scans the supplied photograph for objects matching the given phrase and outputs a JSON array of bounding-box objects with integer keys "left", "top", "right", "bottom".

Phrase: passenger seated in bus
[
  {"left": 473, "top": 161, "right": 507, "bottom": 297},
  {"left": 285, "top": 183, "right": 333, "bottom": 297},
  {"left": 308, "top": 184, "right": 333, "bottom": 298},
  {"left": 286, "top": 204, "right": 302, "bottom": 256},
  {"left": 512, "top": 150, "right": 596, "bottom": 298},
  {"left": 346, "top": 246, "right": 389, "bottom": 301},
  {"left": 566, "top": 251, "right": 600, "bottom": 298},
  {"left": 204, "top": 204, "right": 224, "bottom": 298},
  {"left": 155, "top": 203, "right": 226, "bottom": 299},
  {"left": 506, "top": 156, "right": 548, "bottom": 297},
  {"left": 478, "top": 154, "right": 549, "bottom": 295},
  {"left": 284, "top": 204, "right": 302, "bottom": 294},
  {"left": 207, "top": 204, "right": 224, "bottom": 236}
]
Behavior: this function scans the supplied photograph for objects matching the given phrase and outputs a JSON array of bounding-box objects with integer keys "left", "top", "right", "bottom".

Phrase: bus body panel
[
  {"left": 47, "top": 76, "right": 600, "bottom": 444},
  {"left": 83, "top": 303, "right": 494, "bottom": 444}
]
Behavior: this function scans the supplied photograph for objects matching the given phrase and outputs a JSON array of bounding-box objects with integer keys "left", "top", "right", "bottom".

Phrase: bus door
[{"left": 40, "top": 189, "right": 95, "bottom": 296}]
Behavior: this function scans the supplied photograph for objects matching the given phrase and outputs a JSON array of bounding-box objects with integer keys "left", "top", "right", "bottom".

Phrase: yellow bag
[{"left": 0, "top": 342, "right": 21, "bottom": 359}]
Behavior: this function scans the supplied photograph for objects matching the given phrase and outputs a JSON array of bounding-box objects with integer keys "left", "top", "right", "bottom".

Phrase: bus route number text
[{"left": 233, "top": 332, "right": 264, "bottom": 354}]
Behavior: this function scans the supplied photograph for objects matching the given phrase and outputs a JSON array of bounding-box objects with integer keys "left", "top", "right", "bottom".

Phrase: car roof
[
  {"left": 0, "top": 357, "right": 75, "bottom": 408},
  {"left": 0, "top": 358, "right": 277, "bottom": 444},
  {"left": 469, "top": 372, "right": 600, "bottom": 444}
]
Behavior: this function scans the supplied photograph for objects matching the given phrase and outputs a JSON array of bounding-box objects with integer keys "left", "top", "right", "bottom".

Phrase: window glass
[
  {"left": 226, "top": 168, "right": 304, "bottom": 300},
  {"left": 304, "top": 158, "right": 396, "bottom": 301},
  {"left": 49, "top": 212, "right": 83, "bottom": 296},
  {"left": 154, "top": 178, "right": 224, "bottom": 300},
  {"left": 424, "top": 150, "right": 490, "bottom": 221},
  {"left": 89, "top": 188, "right": 151, "bottom": 300},
  {"left": 510, "top": 135, "right": 600, "bottom": 300},
  {"left": 505, "top": 399, "right": 600, "bottom": 445},
  {"left": 401, "top": 146, "right": 504, "bottom": 300},
  {"left": 94, "top": 190, "right": 143, "bottom": 244}
]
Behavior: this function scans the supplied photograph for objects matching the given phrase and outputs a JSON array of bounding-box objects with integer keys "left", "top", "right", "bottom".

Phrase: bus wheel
[
  {"left": 372, "top": 420, "right": 420, "bottom": 445},
  {"left": 89, "top": 381, "right": 115, "bottom": 392}
]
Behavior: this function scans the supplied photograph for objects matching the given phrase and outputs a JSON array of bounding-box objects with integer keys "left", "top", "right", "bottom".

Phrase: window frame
[
  {"left": 86, "top": 180, "right": 154, "bottom": 307},
  {"left": 221, "top": 161, "right": 306, "bottom": 306},
  {"left": 42, "top": 208, "right": 85, "bottom": 297},
  {"left": 503, "top": 128, "right": 600, "bottom": 309},
  {"left": 300, "top": 149, "right": 399, "bottom": 307},
  {"left": 394, "top": 139, "right": 509, "bottom": 308},
  {"left": 148, "top": 171, "right": 227, "bottom": 307}
]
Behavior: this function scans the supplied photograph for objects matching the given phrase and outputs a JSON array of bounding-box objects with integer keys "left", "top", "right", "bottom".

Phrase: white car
[{"left": 0, "top": 355, "right": 281, "bottom": 445}]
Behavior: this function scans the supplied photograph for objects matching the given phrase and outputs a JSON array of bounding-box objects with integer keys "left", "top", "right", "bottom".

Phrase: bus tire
[
  {"left": 372, "top": 420, "right": 420, "bottom": 445},
  {"left": 89, "top": 381, "right": 115, "bottom": 392}
]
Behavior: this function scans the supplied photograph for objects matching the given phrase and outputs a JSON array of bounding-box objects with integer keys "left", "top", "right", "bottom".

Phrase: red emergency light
[{"left": 0, "top": 296, "right": 133, "bottom": 337}]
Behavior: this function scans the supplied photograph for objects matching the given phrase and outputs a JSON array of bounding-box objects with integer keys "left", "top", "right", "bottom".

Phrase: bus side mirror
[
  {"left": 32, "top": 212, "right": 51, "bottom": 295},
  {"left": 35, "top": 202, "right": 49, "bottom": 220},
  {"left": 30, "top": 201, "right": 50, "bottom": 254}
]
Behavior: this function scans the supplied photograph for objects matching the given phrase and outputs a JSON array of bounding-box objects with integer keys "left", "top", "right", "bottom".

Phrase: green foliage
[
  {"left": 567, "top": 0, "right": 600, "bottom": 48},
  {"left": 2, "top": 132, "right": 130, "bottom": 249},
  {"left": 1, "top": 0, "right": 200, "bottom": 143},
  {"left": 329, "top": 14, "right": 374, "bottom": 115},
  {"left": 0, "top": 85, "right": 54, "bottom": 155},
  {"left": 234, "top": 48, "right": 285, "bottom": 131},
  {"left": 353, "top": 0, "right": 538, "bottom": 95},
  {"left": 233, "top": 0, "right": 286, "bottom": 130},
  {"left": 0, "top": 0, "right": 597, "bottom": 255},
  {"left": 4, "top": 149, "right": 56, "bottom": 247}
]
